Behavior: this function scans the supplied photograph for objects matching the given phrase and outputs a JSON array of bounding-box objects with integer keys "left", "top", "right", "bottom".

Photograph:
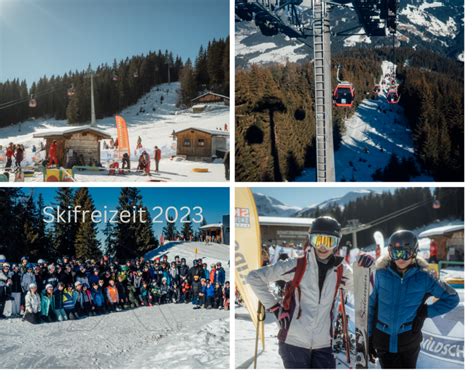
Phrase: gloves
[
  {"left": 368, "top": 335, "right": 377, "bottom": 363},
  {"left": 357, "top": 253, "right": 375, "bottom": 268},
  {"left": 412, "top": 304, "right": 428, "bottom": 333},
  {"left": 268, "top": 303, "right": 290, "bottom": 329}
]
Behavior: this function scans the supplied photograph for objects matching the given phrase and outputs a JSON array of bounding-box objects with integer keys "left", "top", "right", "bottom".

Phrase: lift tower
[{"left": 312, "top": 0, "right": 335, "bottom": 182}]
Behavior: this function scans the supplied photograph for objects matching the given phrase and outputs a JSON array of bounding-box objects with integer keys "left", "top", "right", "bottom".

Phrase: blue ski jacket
[{"left": 369, "top": 256, "right": 459, "bottom": 353}]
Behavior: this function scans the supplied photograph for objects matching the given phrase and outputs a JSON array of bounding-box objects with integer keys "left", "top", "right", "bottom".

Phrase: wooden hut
[
  {"left": 191, "top": 91, "right": 229, "bottom": 106},
  {"left": 33, "top": 125, "right": 111, "bottom": 167},
  {"left": 175, "top": 127, "right": 229, "bottom": 160}
]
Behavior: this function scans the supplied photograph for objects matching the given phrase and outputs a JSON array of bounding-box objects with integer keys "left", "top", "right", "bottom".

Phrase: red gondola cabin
[{"left": 333, "top": 82, "right": 355, "bottom": 107}]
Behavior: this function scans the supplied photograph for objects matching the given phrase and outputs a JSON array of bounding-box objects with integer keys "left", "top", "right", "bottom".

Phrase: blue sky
[
  {"left": 25, "top": 187, "right": 229, "bottom": 242},
  {"left": 0, "top": 0, "right": 229, "bottom": 85},
  {"left": 252, "top": 187, "right": 435, "bottom": 208}
]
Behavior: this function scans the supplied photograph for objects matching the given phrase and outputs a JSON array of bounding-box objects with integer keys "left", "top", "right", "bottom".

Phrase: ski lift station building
[
  {"left": 175, "top": 127, "right": 229, "bottom": 160},
  {"left": 191, "top": 91, "right": 230, "bottom": 107},
  {"left": 418, "top": 224, "right": 464, "bottom": 262},
  {"left": 199, "top": 215, "right": 230, "bottom": 245},
  {"left": 34, "top": 125, "right": 112, "bottom": 167}
]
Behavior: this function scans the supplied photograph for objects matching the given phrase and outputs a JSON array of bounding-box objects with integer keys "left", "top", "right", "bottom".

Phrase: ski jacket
[
  {"left": 24, "top": 291, "right": 41, "bottom": 314},
  {"left": 41, "top": 292, "right": 55, "bottom": 316},
  {"left": 62, "top": 289, "right": 76, "bottom": 311},
  {"left": 369, "top": 256, "right": 460, "bottom": 353},
  {"left": 10, "top": 271, "right": 22, "bottom": 293},
  {"left": 53, "top": 289, "right": 64, "bottom": 309},
  {"left": 247, "top": 246, "right": 352, "bottom": 350},
  {"left": 106, "top": 286, "right": 119, "bottom": 303},
  {"left": 206, "top": 285, "right": 215, "bottom": 298},
  {"left": 21, "top": 272, "right": 36, "bottom": 293},
  {"left": 216, "top": 268, "right": 226, "bottom": 285},
  {"left": 154, "top": 149, "right": 161, "bottom": 160}
]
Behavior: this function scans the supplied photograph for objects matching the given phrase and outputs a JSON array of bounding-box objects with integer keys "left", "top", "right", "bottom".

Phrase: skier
[
  {"left": 368, "top": 230, "right": 460, "bottom": 369},
  {"left": 48, "top": 140, "right": 59, "bottom": 167},
  {"left": 247, "top": 216, "right": 373, "bottom": 369},
  {"left": 153, "top": 145, "right": 161, "bottom": 173},
  {"left": 23, "top": 283, "right": 41, "bottom": 324},
  {"left": 224, "top": 150, "right": 230, "bottom": 181},
  {"left": 5, "top": 143, "right": 14, "bottom": 171}
]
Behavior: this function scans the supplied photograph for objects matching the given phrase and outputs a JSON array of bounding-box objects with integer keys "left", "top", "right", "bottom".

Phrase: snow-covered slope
[
  {"left": 0, "top": 304, "right": 229, "bottom": 369},
  {"left": 0, "top": 82, "right": 229, "bottom": 182},
  {"left": 253, "top": 192, "right": 302, "bottom": 217},
  {"left": 145, "top": 241, "right": 230, "bottom": 275},
  {"left": 236, "top": 0, "right": 464, "bottom": 68}
]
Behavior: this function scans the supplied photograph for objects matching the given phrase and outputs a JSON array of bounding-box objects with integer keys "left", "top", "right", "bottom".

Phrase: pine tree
[
  {"left": 135, "top": 205, "right": 158, "bottom": 255},
  {"left": 181, "top": 215, "right": 193, "bottom": 241},
  {"left": 73, "top": 188, "right": 101, "bottom": 260},
  {"left": 52, "top": 188, "right": 76, "bottom": 259},
  {"left": 35, "top": 194, "right": 51, "bottom": 259},
  {"left": 163, "top": 219, "right": 177, "bottom": 241}
]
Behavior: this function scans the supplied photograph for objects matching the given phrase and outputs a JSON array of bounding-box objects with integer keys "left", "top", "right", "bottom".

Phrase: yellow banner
[
  {"left": 235, "top": 188, "right": 263, "bottom": 329},
  {"left": 115, "top": 115, "right": 130, "bottom": 157}
]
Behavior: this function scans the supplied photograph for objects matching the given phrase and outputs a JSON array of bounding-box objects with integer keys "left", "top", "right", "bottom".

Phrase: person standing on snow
[
  {"left": 368, "top": 230, "right": 459, "bottom": 369},
  {"left": 153, "top": 146, "right": 161, "bottom": 173},
  {"left": 247, "top": 216, "right": 373, "bottom": 369},
  {"left": 48, "top": 140, "right": 59, "bottom": 167}
]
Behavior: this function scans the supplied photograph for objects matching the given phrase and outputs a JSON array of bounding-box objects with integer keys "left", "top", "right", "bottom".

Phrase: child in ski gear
[
  {"left": 53, "top": 283, "right": 67, "bottom": 321},
  {"left": 198, "top": 278, "right": 207, "bottom": 309},
  {"left": 205, "top": 280, "right": 215, "bottom": 309},
  {"left": 247, "top": 216, "right": 371, "bottom": 369},
  {"left": 224, "top": 281, "right": 230, "bottom": 310},
  {"left": 106, "top": 279, "right": 120, "bottom": 311},
  {"left": 139, "top": 282, "right": 152, "bottom": 306},
  {"left": 214, "top": 283, "right": 224, "bottom": 309},
  {"left": 181, "top": 279, "right": 191, "bottom": 303},
  {"left": 24, "top": 283, "right": 41, "bottom": 324},
  {"left": 159, "top": 278, "right": 170, "bottom": 304},
  {"left": 191, "top": 275, "right": 201, "bottom": 308},
  {"left": 368, "top": 230, "right": 460, "bottom": 369},
  {"left": 41, "top": 284, "right": 56, "bottom": 322},
  {"left": 90, "top": 282, "right": 105, "bottom": 314},
  {"left": 154, "top": 146, "right": 161, "bottom": 172},
  {"left": 63, "top": 283, "right": 78, "bottom": 319}
]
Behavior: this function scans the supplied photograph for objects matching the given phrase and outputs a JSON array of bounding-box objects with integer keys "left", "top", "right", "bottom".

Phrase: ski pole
[
  {"left": 253, "top": 301, "right": 265, "bottom": 369},
  {"left": 340, "top": 288, "right": 352, "bottom": 367}
]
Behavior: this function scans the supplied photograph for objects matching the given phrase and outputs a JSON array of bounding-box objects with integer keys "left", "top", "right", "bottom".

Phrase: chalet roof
[
  {"left": 191, "top": 91, "right": 229, "bottom": 102},
  {"left": 200, "top": 223, "right": 223, "bottom": 230},
  {"left": 33, "top": 125, "right": 112, "bottom": 139},
  {"left": 418, "top": 224, "right": 464, "bottom": 239},
  {"left": 175, "top": 127, "right": 229, "bottom": 137}
]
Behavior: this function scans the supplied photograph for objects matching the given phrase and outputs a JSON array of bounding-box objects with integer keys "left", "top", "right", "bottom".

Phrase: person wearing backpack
[{"left": 247, "top": 216, "right": 373, "bottom": 369}]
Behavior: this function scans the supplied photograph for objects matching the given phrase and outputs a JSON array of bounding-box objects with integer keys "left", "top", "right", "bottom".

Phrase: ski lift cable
[{"left": 0, "top": 85, "right": 68, "bottom": 111}]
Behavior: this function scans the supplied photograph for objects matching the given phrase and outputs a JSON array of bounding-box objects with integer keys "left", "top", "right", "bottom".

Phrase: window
[
  {"left": 183, "top": 139, "right": 191, "bottom": 147},
  {"left": 197, "top": 139, "right": 205, "bottom": 147}
]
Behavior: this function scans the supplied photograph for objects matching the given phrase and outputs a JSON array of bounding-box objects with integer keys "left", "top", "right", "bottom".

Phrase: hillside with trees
[
  {"left": 295, "top": 187, "right": 463, "bottom": 248},
  {"left": 235, "top": 48, "right": 463, "bottom": 181},
  {"left": 0, "top": 38, "right": 229, "bottom": 128}
]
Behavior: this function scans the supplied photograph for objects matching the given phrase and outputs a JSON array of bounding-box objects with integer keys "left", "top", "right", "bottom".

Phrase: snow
[
  {"left": 0, "top": 82, "right": 229, "bottom": 182},
  {"left": 235, "top": 41, "right": 278, "bottom": 57},
  {"left": 343, "top": 28, "right": 372, "bottom": 47},
  {"left": 248, "top": 44, "right": 307, "bottom": 65},
  {"left": 0, "top": 304, "right": 229, "bottom": 369},
  {"left": 418, "top": 224, "right": 464, "bottom": 238},
  {"left": 400, "top": 5, "right": 457, "bottom": 39}
]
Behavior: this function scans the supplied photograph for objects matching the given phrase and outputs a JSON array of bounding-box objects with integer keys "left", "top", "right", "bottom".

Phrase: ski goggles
[
  {"left": 309, "top": 234, "right": 340, "bottom": 250},
  {"left": 389, "top": 247, "right": 415, "bottom": 261}
]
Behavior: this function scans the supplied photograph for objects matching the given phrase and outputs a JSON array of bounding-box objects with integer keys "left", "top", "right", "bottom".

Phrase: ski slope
[
  {"left": 0, "top": 304, "right": 229, "bottom": 369},
  {"left": 295, "top": 61, "right": 433, "bottom": 182},
  {"left": 0, "top": 82, "right": 229, "bottom": 182}
]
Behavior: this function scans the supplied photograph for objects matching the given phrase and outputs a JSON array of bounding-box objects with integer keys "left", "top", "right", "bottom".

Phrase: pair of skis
[{"left": 339, "top": 231, "right": 383, "bottom": 369}]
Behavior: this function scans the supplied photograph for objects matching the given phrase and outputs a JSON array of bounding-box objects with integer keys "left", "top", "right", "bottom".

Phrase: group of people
[
  {"left": 247, "top": 216, "right": 460, "bottom": 369},
  {"left": 0, "top": 254, "right": 229, "bottom": 325},
  {"left": 2, "top": 142, "right": 25, "bottom": 171}
]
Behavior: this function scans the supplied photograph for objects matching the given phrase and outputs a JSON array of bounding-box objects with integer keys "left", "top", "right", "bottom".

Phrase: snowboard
[{"left": 353, "top": 262, "right": 372, "bottom": 369}]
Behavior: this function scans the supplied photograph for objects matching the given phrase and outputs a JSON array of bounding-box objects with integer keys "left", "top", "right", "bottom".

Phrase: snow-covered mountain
[
  {"left": 294, "top": 189, "right": 377, "bottom": 217},
  {"left": 253, "top": 192, "right": 302, "bottom": 216},
  {"left": 236, "top": 0, "right": 464, "bottom": 67}
]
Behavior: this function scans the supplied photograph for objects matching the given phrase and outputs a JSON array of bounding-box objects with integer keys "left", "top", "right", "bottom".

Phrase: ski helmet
[
  {"left": 309, "top": 216, "right": 342, "bottom": 238},
  {"left": 0, "top": 255, "right": 6, "bottom": 263},
  {"left": 388, "top": 230, "right": 418, "bottom": 260}
]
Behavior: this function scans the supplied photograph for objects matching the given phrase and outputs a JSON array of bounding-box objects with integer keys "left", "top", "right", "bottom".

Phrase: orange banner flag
[{"left": 115, "top": 115, "right": 130, "bottom": 157}]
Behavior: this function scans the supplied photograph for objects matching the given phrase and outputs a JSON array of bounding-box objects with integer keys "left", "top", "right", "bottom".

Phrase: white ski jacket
[{"left": 247, "top": 246, "right": 353, "bottom": 350}]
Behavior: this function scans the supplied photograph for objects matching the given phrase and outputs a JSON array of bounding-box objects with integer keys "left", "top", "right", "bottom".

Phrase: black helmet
[
  {"left": 309, "top": 216, "right": 341, "bottom": 238},
  {"left": 388, "top": 230, "right": 418, "bottom": 258}
]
